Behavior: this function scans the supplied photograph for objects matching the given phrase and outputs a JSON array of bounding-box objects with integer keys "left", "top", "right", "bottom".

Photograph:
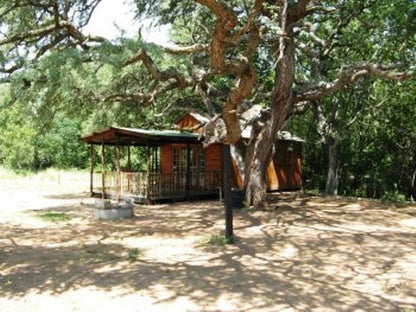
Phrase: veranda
[{"left": 82, "top": 127, "right": 222, "bottom": 203}]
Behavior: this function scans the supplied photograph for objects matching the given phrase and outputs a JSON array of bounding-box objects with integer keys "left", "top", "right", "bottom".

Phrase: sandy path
[{"left": 1, "top": 186, "right": 416, "bottom": 311}]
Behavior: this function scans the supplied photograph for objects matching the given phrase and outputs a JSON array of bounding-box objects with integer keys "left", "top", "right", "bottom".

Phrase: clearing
[{"left": 1, "top": 177, "right": 416, "bottom": 311}]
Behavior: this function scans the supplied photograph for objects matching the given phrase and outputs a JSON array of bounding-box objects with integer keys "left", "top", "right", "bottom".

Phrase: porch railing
[{"left": 93, "top": 171, "right": 222, "bottom": 200}]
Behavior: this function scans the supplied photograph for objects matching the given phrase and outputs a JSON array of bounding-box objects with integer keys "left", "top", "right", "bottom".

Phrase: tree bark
[
  {"left": 325, "top": 136, "right": 339, "bottom": 195},
  {"left": 244, "top": 122, "right": 274, "bottom": 209},
  {"left": 244, "top": 2, "right": 296, "bottom": 209}
]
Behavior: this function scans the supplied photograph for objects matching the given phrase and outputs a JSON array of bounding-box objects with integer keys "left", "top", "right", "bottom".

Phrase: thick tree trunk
[
  {"left": 244, "top": 7, "right": 295, "bottom": 209},
  {"left": 244, "top": 122, "right": 274, "bottom": 209},
  {"left": 325, "top": 137, "right": 339, "bottom": 195}
]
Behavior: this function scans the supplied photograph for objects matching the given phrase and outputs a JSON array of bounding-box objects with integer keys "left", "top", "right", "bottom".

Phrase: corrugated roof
[
  {"left": 81, "top": 126, "right": 199, "bottom": 146},
  {"left": 115, "top": 127, "right": 198, "bottom": 138}
]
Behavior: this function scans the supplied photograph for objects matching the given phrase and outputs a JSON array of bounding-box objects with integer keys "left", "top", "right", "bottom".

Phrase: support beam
[
  {"left": 101, "top": 142, "right": 106, "bottom": 199},
  {"left": 186, "top": 144, "right": 191, "bottom": 197},
  {"left": 222, "top": 144, "right": 234, "bottom": 243},
  {"left": 146, "top": 147, "right": 151, "bottom": 202},
  {"left": 115, "top": 140, "right": 121, "bottom": 201},
  {"left": 127, "top": 146, "right": 131, "bottom": 171},
  {"left": 127, "top": 146, "right": 131, "bottom": 192}
]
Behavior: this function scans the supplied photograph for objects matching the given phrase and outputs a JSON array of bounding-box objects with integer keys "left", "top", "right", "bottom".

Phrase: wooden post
[
  {"left": 115, "top": 140, "right": 121, "bottom": 201},
  {"left": 101, "top": 142, "right": 106, "bottom": 199},
  {"left": 146, "top": 147, "right": 151, "bottom": 201},
  {"left": 89, "top": 144, "right": 94, "bottom": 196},
  {"left": 186, "top": 144, "right": 191, "bottom": 198},
  {"left": 127, "top": 146, "right": 131, "bottom": 171},
  {"left": 127, "top": 146, "right": 131, "bottom": 192},
  {"left": 222, "top": 144, "right": 234, "bottom": 243}
]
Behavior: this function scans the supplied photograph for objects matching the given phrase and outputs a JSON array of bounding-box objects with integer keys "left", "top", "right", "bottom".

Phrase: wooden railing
[{"left": 93, "top": 171, "right": 222, "bottom": 200}]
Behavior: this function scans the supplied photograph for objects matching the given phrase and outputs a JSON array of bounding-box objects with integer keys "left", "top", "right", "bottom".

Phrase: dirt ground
[{"left": 1, "top": 182, "right": 416, "bottom": 311}]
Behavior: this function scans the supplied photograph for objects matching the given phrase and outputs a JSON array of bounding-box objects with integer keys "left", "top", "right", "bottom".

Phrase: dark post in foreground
[
  {"left": 89, "top": 144, "right": 94, "bottom": 196},
  {"left": 222, "top": 144, "right": 234, "bottom": 243}
]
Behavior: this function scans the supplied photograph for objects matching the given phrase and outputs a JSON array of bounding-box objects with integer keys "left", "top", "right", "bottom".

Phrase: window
[{"left": 173, "top": 146, "right": 205, "bottom": 173}]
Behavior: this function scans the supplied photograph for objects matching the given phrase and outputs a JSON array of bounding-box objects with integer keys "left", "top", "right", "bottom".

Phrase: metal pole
[
  {"left": 222, "top": 144, "right": 234, "bottom": 243},
  {"left": 101, "top": 142, "right": 106, "bottom": 199},
  {"left": 89, "top": 144, "right": 94, "bottom": 196}
]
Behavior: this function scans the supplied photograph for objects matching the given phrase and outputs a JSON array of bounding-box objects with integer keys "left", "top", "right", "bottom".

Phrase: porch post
[
  {"left": 186, "top": 144, "right": 191, "bottom": 198},
  {"left": 222, "top": 144, "right": 234, "bottom": 243},
  {"left": 115, "top": 139, "right": 121, "bottom": 201},
  {"left": 146, "top": 147, "right": 151, "bottom": 202},
  {"left": 89, "top": 144, "right": 94, "bottom": 196},
  {"left": 127, "top": 146, "right": 131, "bottom": 192},
  {"left": 127, "top": 146, "right": 131, "bottom": 171},
  {"left": 101, "top": 142, "right": 106, "bottom": 199}
]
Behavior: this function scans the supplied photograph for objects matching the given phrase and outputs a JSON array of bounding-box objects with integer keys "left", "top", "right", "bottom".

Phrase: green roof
[{"left": 81, "top": 126, "right": 200, "bottom": 146}]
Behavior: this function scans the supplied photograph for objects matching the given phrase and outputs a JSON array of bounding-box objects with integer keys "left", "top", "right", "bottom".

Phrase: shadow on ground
[{"left": 1, "top": 194, "right": 416, "bottom": 311}]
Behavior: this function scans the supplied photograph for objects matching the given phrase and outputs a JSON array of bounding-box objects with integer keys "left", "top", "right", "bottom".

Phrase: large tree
[{"left": 1, "top": 0, "right": 415, "bottom": 207}]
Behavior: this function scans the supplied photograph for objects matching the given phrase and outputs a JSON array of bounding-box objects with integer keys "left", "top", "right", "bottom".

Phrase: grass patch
[
  {"left": 196, "top": 233, "right": 233, "bottom": 246},
  {"left": 38, "top": 211, "right": 71, "bottom": 222},
  {"left": 127, "top": 248, "right": 143, "bottom": 261}
]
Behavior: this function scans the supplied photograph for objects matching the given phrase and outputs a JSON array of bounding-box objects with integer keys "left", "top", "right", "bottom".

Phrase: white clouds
[
  {"left": 83, "top": 0, "right": 171, "bottom": 46},
  {"left": 83, "top": 0, "right": 137, "bottom": 39}
]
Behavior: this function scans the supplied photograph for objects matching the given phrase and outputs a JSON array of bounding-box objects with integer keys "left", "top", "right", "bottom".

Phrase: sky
[{"left": 83, "top": 0, "right": 171, "bottom": 45}]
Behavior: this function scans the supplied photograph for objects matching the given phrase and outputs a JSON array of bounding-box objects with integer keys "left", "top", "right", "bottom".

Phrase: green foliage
[
  {"left": 289, "top": 79, "right": 416, "bottom": 201},
  {"left": 0, "top": 84, "right": 90, "bottom": 170},
  {"left": 37, "top": 211, "right": 71, "bottom": 222},
  {"left": 381, "top": 191, "right": 407, "bottom": 204},
  {"left": 127, "top": 248, "right": 143, "bottom": 261},
  {"left": 0, "top": 88, "right": 37, "bottom": 170},
  {"left": 196, "top": 233, "right": 233, "bottom": 246},
  {"left": 0, "top": 0, "right": 415, "bottom": 201},
  {"left": 35, "top": 117, "right": 89, "bottom": 169}
]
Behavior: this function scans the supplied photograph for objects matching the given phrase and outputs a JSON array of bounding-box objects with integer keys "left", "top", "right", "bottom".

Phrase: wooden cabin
[
  {"left": 81, "top": 113, "right": 303, "bottom": 203},
  {"left": 175, "top": 112, "right": 304, "bottom": 192}
]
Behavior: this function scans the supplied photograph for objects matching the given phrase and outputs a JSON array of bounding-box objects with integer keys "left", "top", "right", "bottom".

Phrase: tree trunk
[
  {"left": 411, "top": 169, "right": 416, "bottom": 202},
  {"left": 325, "top": 137, "right": 339, "bottom": 195},
  {"left": 244, "top": 16, "right": 295, "bottom": 209},
  {"left": 244, "top": 122, "right": 274, "bottom": 209}
]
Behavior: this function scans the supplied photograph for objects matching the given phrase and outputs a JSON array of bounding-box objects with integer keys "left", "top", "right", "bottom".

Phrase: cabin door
[{"left": 173, "top": 146, "right": 205, "bottom": 192}]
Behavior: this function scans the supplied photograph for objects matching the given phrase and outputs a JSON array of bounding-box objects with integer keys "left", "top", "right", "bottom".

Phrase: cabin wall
[
  {"left": 162, "top": 140, "right": 302, "bottom": 191},
  {"left": 161, "top": 144, "right": 173, "bottom": 173},
  {"left": 267, "top": 141, "right": 302, "bottom": 191},
  {"left": 205, "top": 144, "right": 222, "bottom": 172},
  {"left": 161, "top": 143, "right": 223, "bottom": 173}
]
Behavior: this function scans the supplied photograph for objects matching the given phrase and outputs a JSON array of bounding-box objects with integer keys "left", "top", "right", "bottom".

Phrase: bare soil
[{"left": 1, "top": 182, "right": 416, "bottom": 311}]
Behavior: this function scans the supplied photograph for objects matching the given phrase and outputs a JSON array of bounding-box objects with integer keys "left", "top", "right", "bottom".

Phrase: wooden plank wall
[
  {"left": 161, "top": 144, "right": 173, "bottom": 173},
  {"left": 267, "top": 141, "right": 302, "bottom": 191},
  {"left": 205, "top": 144, "right": 222, "bottom": 171}
]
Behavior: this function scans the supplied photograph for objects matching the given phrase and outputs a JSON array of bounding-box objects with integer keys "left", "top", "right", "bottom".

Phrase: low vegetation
[
  {"left": 37, "top": 211, "right": 71, "bottom": 222},
  {"left": 196, "top": 234, "right": 231, "bottom": 247}
]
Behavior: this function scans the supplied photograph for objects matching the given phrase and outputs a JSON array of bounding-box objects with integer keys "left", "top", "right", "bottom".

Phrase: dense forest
[{"left": 0, "top": 0, "right": 415, "bottom": 202}]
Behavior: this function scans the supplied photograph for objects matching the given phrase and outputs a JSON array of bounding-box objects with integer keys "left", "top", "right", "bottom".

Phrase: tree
[
  {"left": 289, "top": 79, "right": 416, "bottom": 200},
  {"left": 1, "top": 0, "right": 415, "bottom": 207}
]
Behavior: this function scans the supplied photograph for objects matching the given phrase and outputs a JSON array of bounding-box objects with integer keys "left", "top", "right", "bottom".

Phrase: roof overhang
[{"left": 80, "top": 126, "right": 201, "bottom": 146}]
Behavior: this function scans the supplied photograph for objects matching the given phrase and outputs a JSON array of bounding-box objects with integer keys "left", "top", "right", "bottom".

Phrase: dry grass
[{"left": 1, "top": 174, "right": 416, "bottom": 311}]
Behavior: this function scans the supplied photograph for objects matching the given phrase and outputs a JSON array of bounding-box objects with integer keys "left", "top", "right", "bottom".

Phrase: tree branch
[
  {"left": 163, "top": 43, "right": 210, "bottom": 54},
  {"left": 125, "top": 48, "right": 193, "bottom": 87},
  {"left": 295, "top": 63, "right": 415, "bottom": 103}
]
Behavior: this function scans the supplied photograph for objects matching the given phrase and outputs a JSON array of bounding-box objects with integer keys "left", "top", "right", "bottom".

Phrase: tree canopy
[{"left": 0, "top": 0, "right": 415, "bottom": 204}]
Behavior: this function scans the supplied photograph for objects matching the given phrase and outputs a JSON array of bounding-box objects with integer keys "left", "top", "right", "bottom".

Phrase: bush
[{"left": 381, "top": 191, "right": 407, "bottom": 203}]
